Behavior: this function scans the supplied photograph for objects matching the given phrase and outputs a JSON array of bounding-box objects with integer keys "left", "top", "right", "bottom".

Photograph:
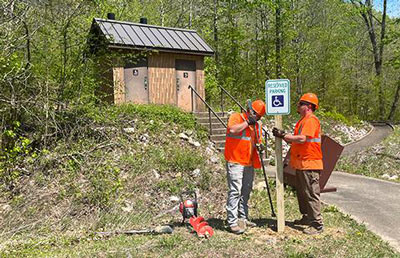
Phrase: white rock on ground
[
  {"left": 123, "top": 127, "right": 135, "bottom": 133},
  {"left": 179, "top": 133, "right": 189, "bottom": 140},
  {"left": 192, "top": 169, "right": 201, "bottom": 177}
]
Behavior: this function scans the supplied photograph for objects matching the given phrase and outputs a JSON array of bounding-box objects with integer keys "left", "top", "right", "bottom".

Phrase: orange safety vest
[
  {"left": 224, "top": 113, "right": 262, "bottom": 169},
  {"left": 290, "top": 113, "right": 323, "bottom": 170}
]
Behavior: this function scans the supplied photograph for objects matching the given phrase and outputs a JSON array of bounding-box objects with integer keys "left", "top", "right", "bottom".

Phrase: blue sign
[
  {"left": 265, "top": 79, "right": 290, "bottom": 115},
  {"left": 272, "top": 95, "right": 284, "bottom": 107}
]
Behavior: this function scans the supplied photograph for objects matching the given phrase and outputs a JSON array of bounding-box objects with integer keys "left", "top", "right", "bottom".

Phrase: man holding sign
[{"left": 272, "top": 93, "right": 324, "bottom": 235}]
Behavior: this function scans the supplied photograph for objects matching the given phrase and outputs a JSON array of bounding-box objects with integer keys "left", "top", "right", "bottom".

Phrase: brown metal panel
[
  {"left": 124, "top": 66, "right": 149, "bottom": 104},
  {"left": 176, "top": 59, "right": 196, "bottom": 112},
  {"left": 283, "top": 135, "right": 344, "bottom": 192}
]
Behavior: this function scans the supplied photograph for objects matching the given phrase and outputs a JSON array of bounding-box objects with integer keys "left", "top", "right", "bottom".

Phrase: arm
[
  {"left": 283, "top": 134, "right": 306, "bottom": 144},
  {"left": 228, "top": 121, "right": 249, "bottom": 134}
]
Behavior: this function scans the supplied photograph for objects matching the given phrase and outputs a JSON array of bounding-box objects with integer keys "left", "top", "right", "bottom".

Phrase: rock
[
  {"left": 254, "top": 181, "right": 266, "bottom": 191},
  {"left": 185, "top": 130, "right": 193, "bottom": 136},
  {"left": 123, "top": 127, "right": 135, "bottom": 133},
  {"left": 205, "top": 147, "right": 214, "bottom": 156},
  {"left": 179, "top": 133, "right": 189, "bottom": 140},
  {"left": 192, "top": 168, "right": 201, "bottom": 177},
  {"left": 122, "top": 201, "right": 133, "bottom": 212},
  {"left": 210, "top": 156, "right": 220, "bottom": 164},
  {"left": 152, "top": 169, "right": 160, "bottom": 179},
  {"left": 1, "top": 204, "right": 11, "bottom": 213},
  {"left": 389, "top": 175, "right": 399, "bottom": 180},
  {"left": 169, "top": 196, "right": 180, "bottom": 202},
  {"left": 188, "top": 138, "right": 201, "bottom": 147},
  {"left": 381, "top": 174, "right": 391, "bottom": 179},
  {"left": 139, "top": 134, "right": 150, "bottom": 144}
]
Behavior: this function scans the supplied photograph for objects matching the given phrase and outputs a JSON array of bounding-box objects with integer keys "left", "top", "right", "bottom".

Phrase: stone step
[
  {"left": 196, "top": 116, "right": 228, "bottom": 124},
  {"left": 210, "top": 134, "right": 225, "bottom": 142},
  {"left": 193, "top": 111, "right": 228, "bottom": 118},
  {"left": 198, "top": 122, "right": 227, "bottom": 130},
  {"left": 208, "top": 128, "right": 226, "bottom": 135}
]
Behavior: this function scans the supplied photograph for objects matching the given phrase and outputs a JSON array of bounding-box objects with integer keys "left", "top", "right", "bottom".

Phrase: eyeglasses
[{"left": 298, "top": 102, "right": 309, "bottom": 107}]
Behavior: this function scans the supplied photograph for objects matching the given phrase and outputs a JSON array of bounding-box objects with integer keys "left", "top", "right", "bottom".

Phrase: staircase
[{"left": 193, "top": 111, "right": 228, "bottom": 151}]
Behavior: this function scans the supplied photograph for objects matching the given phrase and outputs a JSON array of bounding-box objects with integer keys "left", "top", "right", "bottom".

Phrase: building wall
[{"left": 148, "top": 52, "right": 205, "bottom": 111}]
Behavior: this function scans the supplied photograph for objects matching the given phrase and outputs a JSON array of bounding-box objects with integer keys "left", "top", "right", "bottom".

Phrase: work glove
[
  {"left": 247, "top": 115, "right": 257, "bottom": 126},
  {"left": 272, "top": 127, "right": 286, "bottom": 138}
]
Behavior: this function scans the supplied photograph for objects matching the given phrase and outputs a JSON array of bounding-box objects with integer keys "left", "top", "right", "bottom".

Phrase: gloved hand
[
  {"left": 272, "top": 127, "right": 286, "bottom": 138},
  {"left": 247, "top": 115, "right": 257, "bottom": 126}
]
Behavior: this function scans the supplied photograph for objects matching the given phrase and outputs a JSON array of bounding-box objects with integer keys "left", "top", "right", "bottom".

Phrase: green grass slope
[{"left": 0, "top": 104, "right": 397, "bottom": 257}]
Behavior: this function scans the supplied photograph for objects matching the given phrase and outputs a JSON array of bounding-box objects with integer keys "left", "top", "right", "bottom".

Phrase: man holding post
[
  {"left": 224, "top": 100, "right": 266, "bottom": 234},
  {"left": 272, "top": 93, "right": 324, "bottom": 235}
]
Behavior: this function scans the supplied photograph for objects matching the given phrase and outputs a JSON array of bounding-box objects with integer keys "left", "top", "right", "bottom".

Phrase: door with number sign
[
  {"left": 176, "top": 59, "right": 196, "bottom": 112},
  {"left": 124, "top": 59, "right": 149, "bottom": 104}
]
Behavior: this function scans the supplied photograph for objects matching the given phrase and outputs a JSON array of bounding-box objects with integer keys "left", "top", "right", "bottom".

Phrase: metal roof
[{"left": 92, "top": 18, "right": 214, "bottom": 56}]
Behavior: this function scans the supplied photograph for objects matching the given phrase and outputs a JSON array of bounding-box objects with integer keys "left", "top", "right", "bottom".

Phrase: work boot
[
  {"left": 229, "top": 225, "right": 245, "bottom": 235},
  {"left": 303, "top": 226, "right": 324, "bottom": 235},
  {"left": 239, "top": 219, "right": 257, "bottom": 228},
  {"left": 293, "top": 215, "right": 309, "bottom": 225}
]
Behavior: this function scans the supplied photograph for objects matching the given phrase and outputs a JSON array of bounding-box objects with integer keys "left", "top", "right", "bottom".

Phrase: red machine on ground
[{"left": 179, "top": 191, "right": 214, "bottom": 238}]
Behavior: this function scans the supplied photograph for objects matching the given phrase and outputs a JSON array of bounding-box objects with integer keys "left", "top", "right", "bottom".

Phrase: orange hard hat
[
  {"left": 299, "top": 93, "right": 319, "bottom": 109},
  {"left": 252, "top": 100, "right": 266, "bottom": 116}
]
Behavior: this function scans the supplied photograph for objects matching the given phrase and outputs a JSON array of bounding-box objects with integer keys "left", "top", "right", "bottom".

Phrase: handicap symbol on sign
[{"left": 272, "top": 95, "right": 284, "bottom": 107}]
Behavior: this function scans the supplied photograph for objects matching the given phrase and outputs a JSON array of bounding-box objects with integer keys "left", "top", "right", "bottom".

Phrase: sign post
[{"left": 265, "top": 79, "right": 290, "bottom": 233}]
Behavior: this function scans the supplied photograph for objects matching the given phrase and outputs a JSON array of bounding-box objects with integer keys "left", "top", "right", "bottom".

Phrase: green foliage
[
  {"left": 0, "top": 121, "right": 35, "bottom": 190},
  {"left": 318, "top": 109, "right": 362, "bottom": 126}
]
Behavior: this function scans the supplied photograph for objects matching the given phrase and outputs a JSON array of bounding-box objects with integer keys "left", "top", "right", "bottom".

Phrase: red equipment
[{"left": 179, "top": 191, "right": 214, "bottom": 238}]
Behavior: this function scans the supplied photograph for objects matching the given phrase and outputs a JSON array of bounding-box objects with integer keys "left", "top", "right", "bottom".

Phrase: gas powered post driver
[{"left": 179, "top": 191, "right": 214, "bottom": 238}]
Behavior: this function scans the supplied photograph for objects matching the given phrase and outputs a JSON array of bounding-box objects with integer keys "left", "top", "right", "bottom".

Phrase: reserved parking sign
[{"left": 265, "top": 79, "right": 290, "bottom": 115}]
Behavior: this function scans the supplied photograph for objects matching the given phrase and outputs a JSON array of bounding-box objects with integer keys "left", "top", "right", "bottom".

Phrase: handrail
[
  {"left": 219, "top": 85, "right": 246, "bottom": 114},
  {"left": 189, "top": 85, "right": 227, "bottom": 131},
  {"left": 218, "top": 85, "right": 269, "bottom": 138}
]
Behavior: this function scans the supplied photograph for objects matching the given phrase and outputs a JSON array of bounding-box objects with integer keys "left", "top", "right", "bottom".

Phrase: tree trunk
[
  {"left": 387, "top": 79, "right": 400, "bottom": 121},
  {"left": 353, "top": 0, "right": 387, "bottom": 120}
]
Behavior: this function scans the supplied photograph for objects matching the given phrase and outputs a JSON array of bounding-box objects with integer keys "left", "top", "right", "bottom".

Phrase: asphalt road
[
  {"left": 322, "top": 124, "right": 400, "bottom": 252},
  {"left": 266, "top": 124, "right": 400, "bottom": 252},
  {"left": 322, "top": 171, "right": 400, "bottom": 252}
]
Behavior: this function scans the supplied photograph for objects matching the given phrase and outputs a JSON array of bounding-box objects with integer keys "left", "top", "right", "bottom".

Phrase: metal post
[
  {"left": 220, "top": 88, "right": 224, "bottom": 117},
  {"left": 208, "top": 109, "right": 212, "bottom": 136},
  {"left": 190, "top": 85, "right": 194, "bottom": 112}
]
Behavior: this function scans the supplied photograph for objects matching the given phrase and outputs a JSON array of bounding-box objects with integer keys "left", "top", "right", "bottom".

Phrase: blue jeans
[{"left": 226, "top": 162, "right": 255, "bottom": 227}]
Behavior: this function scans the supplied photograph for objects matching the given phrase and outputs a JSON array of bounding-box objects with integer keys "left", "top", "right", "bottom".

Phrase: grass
[
  {"left": 0, "top": 104, "right": 398, "bottom": 257},
  {"left": 336, "top": 125, "right": 400, "bottom": 182},
  {"left": 1, "top": 181, "right": 397, "bottom": 257}
]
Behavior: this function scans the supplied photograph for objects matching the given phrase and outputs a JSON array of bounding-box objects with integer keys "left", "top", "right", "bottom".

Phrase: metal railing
[
  {"left": 189, "top": 84, "right": 268, "bottom": 140},
  {"left": 189, "top": 85, "right": 227, "bottom": 137},
  {"left": 219, "top": 85, "right": 246, "bottom": 115},
  {"left": 218, "top": 85, "right": 269, "bottom": 138}
]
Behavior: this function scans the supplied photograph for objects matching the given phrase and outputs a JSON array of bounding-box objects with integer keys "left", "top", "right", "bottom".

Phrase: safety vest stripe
[
  {"left": 226, "top": 133, "right": 251, "bottom": 141},
  {"left": 306, "top": 138, "right": 321, "bottom": 143}
]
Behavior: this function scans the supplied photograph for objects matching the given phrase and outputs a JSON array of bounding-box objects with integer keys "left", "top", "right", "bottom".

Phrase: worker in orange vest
[
  {"left": 224, "top": 100, "right": 266, "bottom": 234},
  {"left": 273, "top": 93, "right": 324, "bottom": 235}
]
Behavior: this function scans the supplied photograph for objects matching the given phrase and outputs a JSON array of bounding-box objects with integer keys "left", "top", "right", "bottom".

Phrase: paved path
[
  {"left": 322, "top": 171, "right": 400, "bottom": 252},
  {"left": 322, "top": 124, "right": 400, "bottom": 252},
  {"left": 341, "top": 123, "right": 393, "bottom": 156},
  {"left": 266, "top": 124, "right": 399, "bottom": 252}
]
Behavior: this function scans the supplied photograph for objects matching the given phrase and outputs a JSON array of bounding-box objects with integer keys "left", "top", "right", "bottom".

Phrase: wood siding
[
  {"left": 113, "top": 67, "right": 125, "bottom": 104},
  {"left": 148, "top": 52, "right": 205, "bottom": 111}
]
